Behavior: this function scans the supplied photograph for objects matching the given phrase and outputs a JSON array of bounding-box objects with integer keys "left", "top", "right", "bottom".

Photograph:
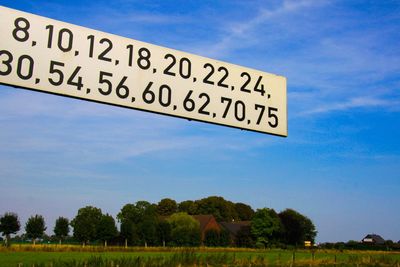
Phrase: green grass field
[{"left": 1, "top": 245, "right": 400, "bottom": 266}]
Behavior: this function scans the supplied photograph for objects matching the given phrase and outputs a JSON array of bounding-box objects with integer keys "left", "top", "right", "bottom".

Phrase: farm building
[
  {"left": 220, "top": 221, "right": 251, "bottom": 245},
  {"left": 361, "top": 234, "right": 385, "bottom": 245},
  {"left": 192, "top": 215, "right": 221, "bottom": 241}
]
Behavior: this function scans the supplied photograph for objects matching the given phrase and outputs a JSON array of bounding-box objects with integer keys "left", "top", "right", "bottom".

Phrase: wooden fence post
[{"left": 292, "top": 251, "right": 296, "bottom": 265}]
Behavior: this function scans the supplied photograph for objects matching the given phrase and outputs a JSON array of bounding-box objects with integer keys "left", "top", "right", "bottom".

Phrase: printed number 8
[{"left": 13, "top": 17, "right": 30, "bottom": 42}]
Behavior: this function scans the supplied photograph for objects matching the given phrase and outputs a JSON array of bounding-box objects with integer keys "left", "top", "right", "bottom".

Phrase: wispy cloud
[
  {"left": 186, "top": 0, "right": 400, "bottom": 118},
  {"left": 198, "top": 0, "right": 328, "bottom": 58},
  {"left": 0, "top": 87, "right": 279, "bottom": 174},
  {"left": 1, "top": 1, "right": 400, "bottom": 244},
  {"left": 300, "top": 96, "right": 400, "bottom": 116},
  {"left": 123, "top": 13, "right": 187, "bottom": 24}
]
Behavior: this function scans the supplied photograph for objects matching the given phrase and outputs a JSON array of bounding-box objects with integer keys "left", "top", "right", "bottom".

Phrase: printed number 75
[{"left": 255, "top": 104, "right": 278, "bottom": 128}]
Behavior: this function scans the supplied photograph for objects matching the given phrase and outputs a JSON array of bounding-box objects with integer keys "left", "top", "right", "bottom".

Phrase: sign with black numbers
[{"left": 0, "top": 6, "right": 287, "bottom": 136}]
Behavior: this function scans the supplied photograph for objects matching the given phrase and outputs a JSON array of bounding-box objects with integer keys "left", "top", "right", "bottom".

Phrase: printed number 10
[{"left": 46, "top": 25, "right": 73, "bottom": 52}]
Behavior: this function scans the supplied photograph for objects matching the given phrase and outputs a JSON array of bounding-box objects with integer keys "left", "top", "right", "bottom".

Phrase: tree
[
  {"left": 204, "top": 229, "right": 220, "bottom": 247},
  {"left": 117, "top": 201, "right": 152, "bottom": 225},
  {"left": 168, "top": 212, "right": 200, "bottom": 246},
  {"left": 97, "top": 214, "right": 118, "bottom": 246},
  {"left": 235, "top": 226, "right": 255, "bottom": 247},
  {"left": 279, "top": 209, "right": 317, "bottom": 246},
  {"left": 0, "top": 212, "right": 20, "bottom": 247},
  {"left": 118, "top": 204, "right": 138, "bottom": 246},
  {"left": 136, "top": 204, "right": 159, "bottom": 247},
  {"left": 157, "top": 220, "right": 171, "bottom": 247},
  {"left": 117, "top": 204, "right": 137, "bottom": 224},
  {"left": 195, "top": 196, "right": 238, "bottom": 221},
  {"left": 25, "top": 215, "right": 46, "bottom": 245},
  {"left": 117, "top": 201, "right": 156, "bottom": 246},
  {"left": 178, "top": 200, "right": 198, "bottom": 215},
  {"left": 135, "top": 201, "right": 153, "bottom": 221},
  {"left": 235, "top": 203, "right": 255, "bottom": 221},
  {"left": 71, "top": 206, "right": 102, "bottom": 246},
  {"left": 157, "top": 198, "right": 177, "bottom": 216},
  {"left": 204, "top": 229, "right": 231, "bottom": 247},
  {"left": 54, "top": 217, "right": 69, "bottom": 244},
  {"left": 219, "top": 229, "right": 231, "bottom": 247},
  {"left": 251, "top": 208, "right": 283, "bottom": 248},
  {"left": 119, "top": 219, "right": 135, "bottom": 247},
  {"left": 303, "top": 217, "right": 317, "bottom": 243}
]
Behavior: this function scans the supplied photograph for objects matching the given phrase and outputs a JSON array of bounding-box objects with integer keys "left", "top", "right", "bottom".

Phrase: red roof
[{"left": 192, "top": 215, "right": 215, "bottom": 232}]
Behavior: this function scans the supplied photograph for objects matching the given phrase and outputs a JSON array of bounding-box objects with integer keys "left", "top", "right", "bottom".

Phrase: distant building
[
  {"left": 220, "top": 221, "right": 251, "bottom": 245},
  {"left": 192, "top": 215, "right": 221, "bottom": 242},
  {"left": 361, "top": 234, "right": 385, "bottom": 245}
]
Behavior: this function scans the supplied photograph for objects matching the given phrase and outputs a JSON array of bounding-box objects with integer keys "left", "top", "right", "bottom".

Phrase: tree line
[
  {"left": 0, "top": 196, "right": 316, "bottom": 248},
  {"left": 319, "top": 240, "right": 400, "bottom": 251}
]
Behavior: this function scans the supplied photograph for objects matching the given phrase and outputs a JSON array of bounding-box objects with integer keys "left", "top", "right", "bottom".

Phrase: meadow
[{"left": 1, "top": 245, "right": 400, "bottom": 267}]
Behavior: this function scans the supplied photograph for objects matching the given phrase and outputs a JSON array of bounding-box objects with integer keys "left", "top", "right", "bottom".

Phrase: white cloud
[
  {"left": 300, "top": 96, "right": 400, "bottom": 116},
  {"left": 0, "top": 87, "right": 281, "bottom": 175},
  {"left": 197, "top": 0, "right": 329, "bottom": 58},
  {"left": 124, "top": 13, "right": 187, "bottom": 24},
  {"left": 185, "top": 0, "right": 400, "bottom": 118}
]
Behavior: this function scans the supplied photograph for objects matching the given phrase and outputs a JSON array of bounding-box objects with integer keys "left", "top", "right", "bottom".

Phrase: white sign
[{"left": 0, "top": 6, "right": 287, "bottom": 136}]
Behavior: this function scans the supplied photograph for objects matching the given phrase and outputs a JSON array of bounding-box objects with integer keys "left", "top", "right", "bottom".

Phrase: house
[
  {"left": 192, "top": 215, "right": 221, "bottom": 242},
  {"left": 361, "top": 234, "right": 385, "bottom": 245},
  {"left": 220, "top": 221, "right": 251, "bottom": 245}
]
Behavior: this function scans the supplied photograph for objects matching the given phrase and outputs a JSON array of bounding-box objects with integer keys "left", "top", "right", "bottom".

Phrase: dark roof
[
  {"left": 220, "top": 221, "right": 251, "bottom": 236},
  {"left": 362, "top": 234, "right": 385, "bottom": 244},
  {"left": 192, "top": 215, "right": 215, "bottom": 232}
]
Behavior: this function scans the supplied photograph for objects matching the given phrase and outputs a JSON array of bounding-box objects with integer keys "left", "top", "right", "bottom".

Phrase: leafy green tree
[
  {"left": 97, "top": 214, "right": 118, "bottom": 246},
  {"left": 117, "top": 201, "right": 156, "bottom": 246},
  {"left": 279, "top": 209, "right": 317, "bottom": 246},
  {"left": 157, "top": 220, "right": 171, "bottom": 247},
  {"left": 204, "top": 229, "right": 220, "bottom": 247},
  {"left": 157, "top": 198, "right": 177, "bottom": 216},
  {"left": 219, "top": 229, "right": 231, "bottom": 247},
  {"left": 137, "top": 205, "right": 158, "bottom": 247},
  {"left": 117, "top": 204, "right": 137, "bottom": 246},
  {"left": 25, "top": 215, "right": 46, "bottom": 245},
  {"left": 119, "top": 219, "right": 135, "bottom": 247},
  {"left": 54, "top": 217, "right": 69, "bottom": 244},
  {"left": 71, "top": 206, "right": 102, "bottom": 246},
  {"left": 235, "top": 226, "right": 255, "bottom": 247},
  {"left": 204, "top": 229, "right": 231, "bottom": 247},
  {"left": 303, "top": 217, "right": 317, "bottom": 243},
  {"left": 117, "top": 204, "right": 137, "bottom": 224},
  {"left": 135, "top": 201, "right": 153, "bottom": 222},
  {"left": 0, "top": 212, "right": 20, "bottom": 247},
  {"left": 195, "top": 196, "right": 238, "bottom": 221},
  {"left": 168, "top": 212, "right": 200, "bottom": 246},
  {"left": 178, "top": 200, "right": 198, "bottom": 214},
  {"left": 118, "top": 201, "right": 152, "bottom": 224},
  {"left": 235, "top": 203, "right": 255, "bottom": 221},
  {"left": 251, "top": 208, "right": 283, "bottom": 248}
]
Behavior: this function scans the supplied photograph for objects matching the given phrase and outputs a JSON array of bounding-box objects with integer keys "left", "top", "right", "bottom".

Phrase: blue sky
[{"left": 0, "top": 0, "right": 399, "bottom": 243}]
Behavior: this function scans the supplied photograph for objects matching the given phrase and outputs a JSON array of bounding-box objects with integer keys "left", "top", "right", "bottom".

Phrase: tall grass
[
  {"left": 0, "top": 244, "right": 261, "bottom": 253},
  {"left": 16, "top": 253, "right": 400, "bottom": 267},
  {"left": 2, "top": 245, "right": 400, "bottom": 266}
]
